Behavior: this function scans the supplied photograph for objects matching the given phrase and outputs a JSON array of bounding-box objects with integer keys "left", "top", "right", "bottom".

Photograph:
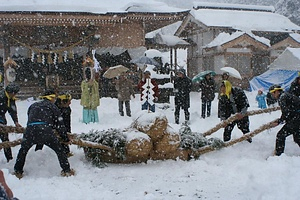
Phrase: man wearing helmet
[{"left": 269, "top": 85, "right": 300, "bottom": 156}]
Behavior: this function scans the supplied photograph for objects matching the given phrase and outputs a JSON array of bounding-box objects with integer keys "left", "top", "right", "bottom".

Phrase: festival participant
[
  {"left": 137, "top": 71, "right": 159, "bottom": 112},
  {"left": 269, "top": 85, "right": 300, "bottom": 156},
  {"left": 218, "top": 80, "right": 252, "bottom": 143},
  {"left": 0, "top": 83, "right": 22, "bottom": 163},
  {"left": 80, "top": 67, "right": 100, "bottom": 123},
  {"left": 55, "top": 92, "right": 73, "bottom": 157},
  {"left": 14, "top": 89, "right": 74, "bottom": 178}
]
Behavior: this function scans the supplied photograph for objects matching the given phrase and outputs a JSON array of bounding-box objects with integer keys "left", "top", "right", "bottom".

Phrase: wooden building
[
  {"left": 175, "top": 3, "right": 300, "bottom": 89},
  {"left": 0, "top": 8, "right": 189, "bottom": 98}
]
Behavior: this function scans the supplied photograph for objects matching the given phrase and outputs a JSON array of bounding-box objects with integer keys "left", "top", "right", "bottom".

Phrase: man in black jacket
[
  {"left": 174, "top": 68, "right": 192, "bottom": 124},
  {"left": 218, "top": 80, "right": 252, "bottom": 143},
  {"left": 14, "top": 89, "right": 74, "bottom": 178},
  {"left": 55, "top": 92, "right": 73, "bottom": 157},
  {"left": 269, "top": 85, "right": 300, "bottom": 156},
  {"left": 0, "top": 82, "right": 22, "bottom": 163},
  {"left": 199, "top": 73, "right": 216, "bottom": 118}
]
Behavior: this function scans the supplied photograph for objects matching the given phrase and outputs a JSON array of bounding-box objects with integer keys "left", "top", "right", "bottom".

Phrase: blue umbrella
[
  {"left": 130, "top": 56, "right": 160, "bottom": 67},
  {"left": 192, "top": 70, "right": 216, "bottom": 82}
]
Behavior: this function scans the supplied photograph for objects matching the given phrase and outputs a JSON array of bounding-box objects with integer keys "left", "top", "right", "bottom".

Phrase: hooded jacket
[{"left": 218, "top": 81, "right": 249, "bottom": 119}]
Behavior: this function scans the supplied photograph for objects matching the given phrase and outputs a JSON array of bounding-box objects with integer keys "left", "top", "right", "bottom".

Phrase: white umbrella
[
  {"left": 220, "top": 67, "right": 242, "bottom": 80},
  {"left": 144, "top": 49, "right": 162, "bottom": 58},
  {"left": 103, "top": 65, "right": 129, "bottom": 79}
]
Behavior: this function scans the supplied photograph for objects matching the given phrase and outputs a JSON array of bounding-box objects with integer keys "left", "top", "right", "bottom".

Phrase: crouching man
[{"left": 14, "top": 89, "right": 75, "bottom": 178}]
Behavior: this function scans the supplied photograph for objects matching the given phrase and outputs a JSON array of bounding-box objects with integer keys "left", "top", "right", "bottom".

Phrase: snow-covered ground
[{"left": 1, "top": 90, "right": 300, "bottom": 200}]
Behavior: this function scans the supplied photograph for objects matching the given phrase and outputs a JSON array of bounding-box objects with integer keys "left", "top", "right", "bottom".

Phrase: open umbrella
[
  {"left": 103, "top": 65, "right": 129, "bottom": 79},
  {"left": 220, "top": 67, "right": 242, "bottom": 80},
  {"left": 130, "top": 56, "right": 160, "bottom": 67},
  {"left": 144, "top": 49, "right": 162, "bottom": 58},
  {"left": 192, "top": 70, "right": 216, "bottom": 82}
]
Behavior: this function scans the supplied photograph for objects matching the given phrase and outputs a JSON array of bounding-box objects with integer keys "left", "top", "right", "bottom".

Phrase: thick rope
[
  {"left": 192, "top": 119, "right": 278, "bottom": 157},
  {"left": 0, "top": 132, "right": 114, "bottom": 152},
  {"left": 202, "top": 106, "right": 280, "bottom": 137},
  {"left": 0, "top": 139, "right": 22, "bottom": 149}
]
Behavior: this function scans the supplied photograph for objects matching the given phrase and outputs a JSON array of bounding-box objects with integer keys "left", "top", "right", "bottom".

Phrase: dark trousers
[
  {"left": 141, "top": 101, "right": 155, "bottom": 112},
  {"left": 0, "top": 133, "right": 13, "bottom": 161},
  {"left": 201, "top": 100, "right": 212, "bottom": 118},
  {"left": 174, "top": 104, "right": 190, "bottom": 124},
  {"left": 223, "top": 116, "right": 250, "bottom": 142},
  {"left": 118, "top": 100, "right": 131, "bottom": 116},
  {"left": 14, "top": 126, "right": 70, "bottom": 173},
  {"left": 275, "top": 123, "right": 300, "bottom": 156}
]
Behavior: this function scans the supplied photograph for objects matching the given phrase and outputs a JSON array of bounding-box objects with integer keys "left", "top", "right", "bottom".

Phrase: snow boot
[
  {"left": 61, "top": 169, "right": 75, "bottom": 177},
  {"left": 13, "top": 171, "right": 23, "bottom": 179}
]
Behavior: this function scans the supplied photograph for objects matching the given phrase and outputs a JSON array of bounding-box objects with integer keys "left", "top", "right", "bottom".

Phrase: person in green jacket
[{"left": 80, "top": 67, "right": 100, "bottom": 123}]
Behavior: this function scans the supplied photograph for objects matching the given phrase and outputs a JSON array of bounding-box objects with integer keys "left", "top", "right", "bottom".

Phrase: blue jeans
[{"left": 141, "top": 101, "right": 155, "bottom": 112}]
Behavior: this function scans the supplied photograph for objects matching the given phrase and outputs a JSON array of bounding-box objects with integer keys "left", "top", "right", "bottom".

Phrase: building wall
[{"left": 97, "top": 23, "right": 145, "bottom": 48}]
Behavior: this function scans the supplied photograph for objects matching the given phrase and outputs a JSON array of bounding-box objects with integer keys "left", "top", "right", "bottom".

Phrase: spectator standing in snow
[
  {"left": 115, "top": 72, "right": 135, "bottom": 117},
  {"left": 199, "top": 73, "right": 215, "bottom": 118},
  {"left": 255, "top": 90, "right": 267, "bottom": 109},
  {"left": 174, "top": 68, "right": 192, "bottom": 124},
  {"left": 80, "top": 67, "right": 100, "bottom": 123},
  {"left": 289, "top": 76, "right": 300, "bottom": 97},
  {"left": 137, "top": 71, "right": 159, "bottom": 112},
  {"left": 221, "top": 72, "right": 230, "bottom": 81},
  {"left": 14, "top": 89, "right": 74, "bottom": 178},
  {"left": 269, "top": 85, "right": 300, "bottom": 156},
  {"left": 0, "top": 82, "right": 22, "bottom": 163},
  {"left": 218, "top": 80, "right": 252, "bottom": 143}
]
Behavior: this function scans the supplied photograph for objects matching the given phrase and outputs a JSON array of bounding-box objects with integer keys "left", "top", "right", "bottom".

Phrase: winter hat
[
  {"left": 177, "top": 68, "right": 186, "bottom": 75},
  {"left": 269, "top": 85, "right": 283, "bottom": 93},
  {"left": 5, "top": 82, "right": 20, "bottom": 94}
]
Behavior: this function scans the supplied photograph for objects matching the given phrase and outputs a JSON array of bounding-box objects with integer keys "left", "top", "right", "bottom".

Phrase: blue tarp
[{"left": 249, "top": 69, "right": 298, "bottom": 91}]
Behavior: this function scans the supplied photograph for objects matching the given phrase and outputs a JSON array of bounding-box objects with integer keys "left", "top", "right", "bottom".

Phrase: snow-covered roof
[
  {"left": 205, "top": 32, "right": 270, "bottom": 48},
  {"left": 146, "top": 21, "right": 182, "bottom": 39},
  {"left": 268, "top": 47, "right": 300, "bottom": 70},
  {"left": 193, "top": 2, "right": 275, "bottom": 13},
  {"left": 191, "top": 8, "right": 300, "bottom": 32},
  {"left": 290, "top": 33, "right": 300, "bottom": 43},
  {"left": 0, "top": 0, "right": 186, "bottom": 14}
]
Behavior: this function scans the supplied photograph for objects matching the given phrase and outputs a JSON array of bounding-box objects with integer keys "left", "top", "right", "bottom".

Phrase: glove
[{"left": 60, "top": 132, "right": 70, "bottom": 143}]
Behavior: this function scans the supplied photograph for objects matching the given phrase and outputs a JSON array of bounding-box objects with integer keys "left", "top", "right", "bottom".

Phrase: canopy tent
[{"left": 249, "top": 47, "right": 300, "bottom": 91}]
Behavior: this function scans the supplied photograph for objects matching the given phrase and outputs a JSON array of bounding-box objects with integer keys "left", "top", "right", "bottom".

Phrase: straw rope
[
  {"left": 202, "top": 106, "right": 280, "bottom": 137},
  {"left": 192, "top": 119, "right": 278, "bottom": 157}
]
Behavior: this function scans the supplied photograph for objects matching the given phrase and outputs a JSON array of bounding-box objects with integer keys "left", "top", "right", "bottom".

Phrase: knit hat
[
  {"left": 177, "top": 68, "right": 186, "bottom": 75},
  {"left": 5, "top": 82, "right": 20, "bottom": 94}
]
